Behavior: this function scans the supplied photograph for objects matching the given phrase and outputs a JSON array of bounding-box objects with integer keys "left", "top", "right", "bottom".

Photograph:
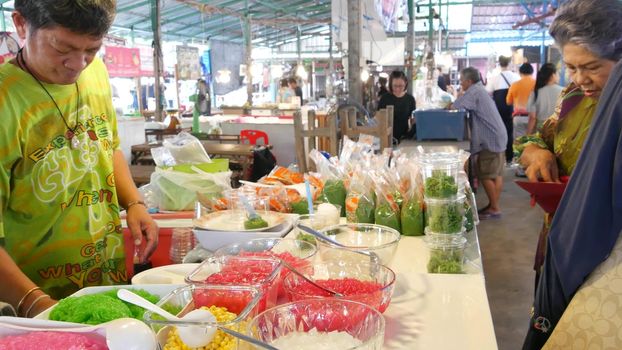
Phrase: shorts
[{"left": 477, "top": 150, "right": 505, "bottom": 180}]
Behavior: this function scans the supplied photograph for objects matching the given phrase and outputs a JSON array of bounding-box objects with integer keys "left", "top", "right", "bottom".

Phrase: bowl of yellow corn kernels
[{"left": 144, "top": 284, "right": 263, "bottom": 350}]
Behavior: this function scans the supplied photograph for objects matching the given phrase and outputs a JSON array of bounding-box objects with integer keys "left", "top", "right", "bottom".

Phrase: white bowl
[{"left": 192, "top": 216, "right": 295, "bottom": 251}]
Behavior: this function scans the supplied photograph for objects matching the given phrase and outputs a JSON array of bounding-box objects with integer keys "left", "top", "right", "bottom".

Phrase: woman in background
[
  {"left": 276, "top": 78, "right": 293, "bottom": 103},
  {"left": 378, "top": 70, "right": 416, "bottom": 143},
  {"left": 525, "top": 64, "right": 563, "bottom": 135}
]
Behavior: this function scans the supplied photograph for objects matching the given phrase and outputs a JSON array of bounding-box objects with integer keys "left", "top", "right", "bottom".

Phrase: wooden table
[
  {"left": 144, "top": 127, "right": 191, "bottom": 142},
  {"left": 130, "top": 142, "right": 270, "bottom": 180},
  {"left": 129, "top": 165, "right": 155, "bottom": 186}
]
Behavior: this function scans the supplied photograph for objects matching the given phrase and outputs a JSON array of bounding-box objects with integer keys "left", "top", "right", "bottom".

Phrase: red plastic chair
[{"left": 240, "top": 129, "right": 269, "bottom": 145}]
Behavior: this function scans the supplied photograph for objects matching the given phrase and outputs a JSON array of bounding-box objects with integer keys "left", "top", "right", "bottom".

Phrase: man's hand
[
  {"left": 519, "top": 144, "right": 560, "bottom": 182},
  {"left": 126, "top": 204, "right": 158, "bottom": 263}
]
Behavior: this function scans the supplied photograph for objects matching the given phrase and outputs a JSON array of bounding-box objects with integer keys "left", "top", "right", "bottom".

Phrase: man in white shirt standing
[{"left": 486, "top": 55, "right": 519, "bottom": 164}]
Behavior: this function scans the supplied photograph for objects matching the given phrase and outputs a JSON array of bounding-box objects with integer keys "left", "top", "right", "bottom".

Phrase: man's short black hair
[
  {"left": 519, "top": 63, "right": 534, "bottom": 75},
  {"left": 15, "top": 0, "right": 116, "bottom": 37}
]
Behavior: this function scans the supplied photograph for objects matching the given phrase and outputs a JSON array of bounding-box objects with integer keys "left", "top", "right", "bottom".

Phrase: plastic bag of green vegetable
[
  {"left": 150, "top": 166, "right": 232, "bottom": 211},
  {"left": 401, "top": 198, "right": 424, "bottom": 236},
  {"left": 320, "top": 179, "right": 347, "bottom": 216}
]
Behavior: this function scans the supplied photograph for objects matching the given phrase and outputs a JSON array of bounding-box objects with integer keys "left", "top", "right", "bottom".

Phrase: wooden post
[
  {"left": 134, "top": 77, "right": 144, "bottom": 114},
  {"left": 174, "top": 63, "right": 181, "bottom": 112},
  {"left": 150, "top": 0, "right": 164, "bottom": 121},
  {"left": 347, "top": 0, "right": 362, "bottom": 106}
]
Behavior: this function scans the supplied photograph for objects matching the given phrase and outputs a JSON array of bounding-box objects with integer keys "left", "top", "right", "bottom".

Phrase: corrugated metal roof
[{"left": 0, "top": 0, "right": 564, "bottom": 49}]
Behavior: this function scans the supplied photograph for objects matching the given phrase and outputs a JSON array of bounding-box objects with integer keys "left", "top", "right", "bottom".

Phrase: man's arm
[{"left": 113, "top": 150, "right": 158, "bottom": 263}]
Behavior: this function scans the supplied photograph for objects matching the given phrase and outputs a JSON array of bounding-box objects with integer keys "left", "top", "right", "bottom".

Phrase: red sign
[
  {"left": 138, "top": 46, "right": 154, "bottom": 77},
  {"left": 103, "top": 46, "right": 141, "bottom": 78}
]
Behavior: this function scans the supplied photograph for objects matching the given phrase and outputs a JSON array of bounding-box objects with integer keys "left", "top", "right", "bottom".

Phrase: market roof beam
[{"left": 117, "top": 0, "right": 150, "bottom": 12}]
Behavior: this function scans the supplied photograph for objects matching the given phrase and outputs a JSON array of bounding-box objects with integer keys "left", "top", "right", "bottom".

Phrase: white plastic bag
[
  {"left": 151, "top": 131, "right": 211, "bottom": 166},
  {"left": 150, "top": 166, "right": 232, "bottom": 211}
]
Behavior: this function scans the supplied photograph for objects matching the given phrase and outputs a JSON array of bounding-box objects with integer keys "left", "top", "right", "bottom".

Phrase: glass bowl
[
  {"left": 144, "top": 284, "right": 262, "bottom": 350},
  {"left": 185, "top": 255, "right": 282, "bottom": 313},
  {"left": 316, "top": 223, "right": 401, "bottom": 266},
  {"left": 248, "top": 299, "right": 385, "bottom": 349},
  {"left": 213, "top": 238, "right": 318, "bottom": 298},
  {"left": 282, "top": 261, "right": 395, "bottom": 313}
]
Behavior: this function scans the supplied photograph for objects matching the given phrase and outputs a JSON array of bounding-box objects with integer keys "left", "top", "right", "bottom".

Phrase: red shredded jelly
[
  {"left": 287, "top": 278, "right": 391, "bottom": 312},
  {"left": 196, "top": 257, "right": 280, "bottom": 313},
  {"left": 236, "top": 251, "right": 312, "bottom": 298}
]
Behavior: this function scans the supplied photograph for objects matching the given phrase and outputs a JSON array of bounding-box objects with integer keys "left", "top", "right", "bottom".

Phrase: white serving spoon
[
  {"left": 0, "top": 317, "right": 155, "bottom": 350},
  {"left": 117, "top": 289, "right": 278, "bottom": 350}
]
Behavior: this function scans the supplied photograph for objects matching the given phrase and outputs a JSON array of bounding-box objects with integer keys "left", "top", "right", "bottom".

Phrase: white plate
[
  {"left": 34, "top": 284, "right": 183, "bottom": 320},
  {"left": 193, "top": 210, "right": 286, "bottom": 232},
  {"left": 131, "top": 263, "right": 199, "bottom": 285}
]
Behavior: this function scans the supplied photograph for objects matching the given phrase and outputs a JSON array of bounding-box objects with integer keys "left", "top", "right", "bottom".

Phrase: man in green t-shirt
[{"left": 0, "top": 0, "right": 158, "bottom": 317}]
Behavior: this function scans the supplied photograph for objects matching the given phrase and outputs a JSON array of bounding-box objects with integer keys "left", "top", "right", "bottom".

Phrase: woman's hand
[
  {"left": 126, "top": 204, "right": 159, "bottom": 263},
  {"left": 519, "top": 144, "right": 560, "bottom": 182}
]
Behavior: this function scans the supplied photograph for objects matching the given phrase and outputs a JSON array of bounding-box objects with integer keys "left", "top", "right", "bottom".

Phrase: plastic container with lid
[
  {"left": 418, "top": 151, "right": 466, "bottom": 199},
  {"left": 424, "top": 234, "right": 467, "bottom": 274},
  {"left": 424, "top": 194, "right": 466, "bottom": 234}
]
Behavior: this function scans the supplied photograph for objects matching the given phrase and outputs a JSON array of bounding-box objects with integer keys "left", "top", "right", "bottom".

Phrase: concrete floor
[{"left": 400, "top": 140, "right": 543, "bottom": 349}]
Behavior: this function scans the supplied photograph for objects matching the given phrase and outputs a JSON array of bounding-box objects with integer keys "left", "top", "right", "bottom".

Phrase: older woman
[
  {"left": 520, "top": 0, "right": 622, "bottom": 348},
  {"left": 515, "top": 0, "right": 621, "bottom": 291}
]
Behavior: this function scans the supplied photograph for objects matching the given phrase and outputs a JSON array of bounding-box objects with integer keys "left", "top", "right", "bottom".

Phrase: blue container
[{"left": 414, "top": 109, "right": 467, "bottom": 141}]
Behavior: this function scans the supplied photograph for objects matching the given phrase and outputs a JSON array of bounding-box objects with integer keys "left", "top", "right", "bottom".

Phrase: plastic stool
[{"left": 240, "top": 129, "right": 269, "bottom": 145}]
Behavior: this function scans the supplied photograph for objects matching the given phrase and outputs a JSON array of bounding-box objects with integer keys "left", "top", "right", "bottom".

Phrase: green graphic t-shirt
[{"left": 0, "top": 58, "right": 128, "bottom": 299}]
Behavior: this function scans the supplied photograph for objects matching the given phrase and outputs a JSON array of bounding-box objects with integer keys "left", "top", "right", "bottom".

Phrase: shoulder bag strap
[{"left": 500, "top": 72, "right": 511, "bottom": 88}]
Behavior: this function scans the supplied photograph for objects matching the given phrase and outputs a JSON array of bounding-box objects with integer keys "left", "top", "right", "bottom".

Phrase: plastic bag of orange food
[{"left": 258, "top": 166, "right": 304, "bottom": 185}]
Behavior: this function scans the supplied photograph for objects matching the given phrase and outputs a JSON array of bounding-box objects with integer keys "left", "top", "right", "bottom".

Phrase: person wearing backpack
[{"left": 486, "top": 55, "right": 519, "bottom": 163}]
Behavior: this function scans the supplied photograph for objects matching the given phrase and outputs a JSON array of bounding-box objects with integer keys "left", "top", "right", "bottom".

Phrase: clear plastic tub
[
  {"left": 185, "top": 255, "right": 282, "bottom": 313},
  {"left": 213, "top": 238, "right": 318, "bottom": 298},
  {"left": 144, "top": 284, "right": 263, "bottom": 350},
  {"left": 248, "top": 299, "right": 385, "bottom": 349},
  {"left": 424, "top": 234, "right": 467, "bottom": 274},
  {"left": 419, "top": 152, "right": 464, "bottom": 199},
  {"left": 424, "top": 194, "right": 466, "bottom": 234}
]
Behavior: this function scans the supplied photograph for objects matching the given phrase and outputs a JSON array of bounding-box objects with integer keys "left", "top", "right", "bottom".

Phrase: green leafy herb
[
  {"left": 291, "top": 199, "right": 310, "bottom": 215},
  {"left": 427, "top": 249, "right": 464, "bottom": 274},
  {"left": 424, "top": 170, "right": 458, "bottom": 198},
  {"left": 426, "top": 201, "right": 463, "bottom": 233},
  {"left": 244, "top": 216, "right": 269, "bottom": 230}
]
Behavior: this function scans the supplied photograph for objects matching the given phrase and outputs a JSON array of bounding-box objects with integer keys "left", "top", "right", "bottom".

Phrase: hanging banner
[
  {"left": 176, "top": 45, "right": 201, "bottom": 80},
  {"left": 0, "top": 32, "right": 20, "bottom": 64},
  {"left": 138, "top": 45, "right": 154, "bottom": 76},
  {"left": 103, "top": 46, "right": 141, "bottom": 77}
]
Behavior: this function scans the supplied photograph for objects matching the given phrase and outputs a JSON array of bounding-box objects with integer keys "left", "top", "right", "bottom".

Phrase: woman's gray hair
[
  {"left": 460, "top": 67, "right": 480, "bottom": 84},
  {"left": 14, "top": 0, "right": 116, "bottom": 37},
  {"left": 549, "top": 0, "right": 622, "bottom": 61}
]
